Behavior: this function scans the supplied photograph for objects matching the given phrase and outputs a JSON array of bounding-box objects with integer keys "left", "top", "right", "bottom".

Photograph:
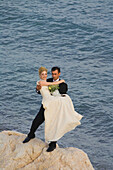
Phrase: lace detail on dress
[
  {"left": 40, "top": 86, "right": 51, "bottom": 99},
  {"left": 51, "top": 90, "right": 61, "bottom": 96}
]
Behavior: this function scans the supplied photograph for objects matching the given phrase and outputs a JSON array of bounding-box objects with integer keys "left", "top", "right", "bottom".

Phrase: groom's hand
[
  {"left": 61, "top": 94, "right": 66, "bottom": 97},
  {"left": 36, "top": 84, "right": 41, "bottom": 91}
]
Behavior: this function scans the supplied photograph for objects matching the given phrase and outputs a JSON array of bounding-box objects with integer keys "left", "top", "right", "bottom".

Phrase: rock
[{"left": 0, "top": 131, "right": 94, "bottom": 170}]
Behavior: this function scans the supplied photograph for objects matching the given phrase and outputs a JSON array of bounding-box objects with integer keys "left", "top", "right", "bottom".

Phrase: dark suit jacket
[{"left": 36, "top": 78, "right": 68, "bottom": 94}]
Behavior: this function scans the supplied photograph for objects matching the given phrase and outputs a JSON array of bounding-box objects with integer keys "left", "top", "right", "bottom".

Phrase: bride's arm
[{"left": 39, "top": 80, "right": 65, "bottom": 86}]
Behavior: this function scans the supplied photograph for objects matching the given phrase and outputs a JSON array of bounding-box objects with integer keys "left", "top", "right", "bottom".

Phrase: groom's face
[{"left": 52, "top": 70, "right": 61, "bottom": 80}]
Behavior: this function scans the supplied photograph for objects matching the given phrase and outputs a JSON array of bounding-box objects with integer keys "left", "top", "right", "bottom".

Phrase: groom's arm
[
  {"left": 47, "top": 78, "right": 68, "bottom": 94},
  {"left": 59, "top": 82, "right": 68, "bottom": 94},
  {"left": 36, "top": 84, "right": 41, "bottom": 94}
]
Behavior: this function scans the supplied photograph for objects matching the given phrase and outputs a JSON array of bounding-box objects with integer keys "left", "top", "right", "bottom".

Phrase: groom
[{"left": 23, "top": 67, "right": 68, "bottom": 152}]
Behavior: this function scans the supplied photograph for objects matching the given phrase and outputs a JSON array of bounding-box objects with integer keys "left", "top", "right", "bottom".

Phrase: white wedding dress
[{"left": 40, "top": 85, "right": 83, "bottom": 142}]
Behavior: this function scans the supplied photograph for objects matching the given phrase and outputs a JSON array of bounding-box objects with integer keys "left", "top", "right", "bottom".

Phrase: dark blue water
[{"left": 0, "top": 0, "right": 113, "bottom": 169}]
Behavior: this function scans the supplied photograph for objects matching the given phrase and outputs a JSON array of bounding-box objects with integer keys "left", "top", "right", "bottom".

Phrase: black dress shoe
[
  {"left": 46, "top": 142, "right": 56, "bottom": 152},
  {"left": 23, "top": 135, "right": 35, "bottom": 143}
]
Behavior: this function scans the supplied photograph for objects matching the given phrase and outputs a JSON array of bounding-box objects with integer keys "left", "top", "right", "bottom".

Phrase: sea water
[{"left": 0, "top": 0, "right": 113, "bottom": 169}]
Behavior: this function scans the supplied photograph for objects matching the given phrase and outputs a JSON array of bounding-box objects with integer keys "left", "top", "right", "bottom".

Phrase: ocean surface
[{"left": 0, "top": 0, "right": 113, "bottom": 169}]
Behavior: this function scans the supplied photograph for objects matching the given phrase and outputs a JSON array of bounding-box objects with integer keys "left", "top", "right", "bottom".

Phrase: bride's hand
[{"left": 61, "top": 79, "right": 65, "bottom": 83}]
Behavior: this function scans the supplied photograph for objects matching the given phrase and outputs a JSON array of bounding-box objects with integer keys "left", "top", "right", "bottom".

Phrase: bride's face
[{"left": 40, "top": 71, "right": 47, "bottom": 80}]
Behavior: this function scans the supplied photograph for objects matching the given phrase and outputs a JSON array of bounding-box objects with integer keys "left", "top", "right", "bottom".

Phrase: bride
[{"left": 37, "top": 67, "right": 83, "bottom": 151}]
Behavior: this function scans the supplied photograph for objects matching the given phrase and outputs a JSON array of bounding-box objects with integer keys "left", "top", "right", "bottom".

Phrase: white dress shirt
[{"left": 53, "top": 78, "right": 59, "bottom": 82}]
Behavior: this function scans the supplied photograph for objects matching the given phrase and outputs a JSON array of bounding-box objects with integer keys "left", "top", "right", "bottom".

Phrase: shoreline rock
[{"left": 0, "top": 130, "right": 94, "bottom": 170}]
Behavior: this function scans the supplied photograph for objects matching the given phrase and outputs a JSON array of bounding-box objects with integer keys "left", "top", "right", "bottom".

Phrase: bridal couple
[{"left": 23, "top": 66, "right": 83, "bottom": 152}]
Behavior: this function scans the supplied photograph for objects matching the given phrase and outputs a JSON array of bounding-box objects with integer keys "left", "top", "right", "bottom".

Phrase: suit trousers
[{"left": 28, "top": 104, "right": 45, "bottom": 138}]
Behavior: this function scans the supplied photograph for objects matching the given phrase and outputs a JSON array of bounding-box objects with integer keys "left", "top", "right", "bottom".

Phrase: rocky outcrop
[{"left": 0, "top": 131, "right": 94, "bottom": 170}]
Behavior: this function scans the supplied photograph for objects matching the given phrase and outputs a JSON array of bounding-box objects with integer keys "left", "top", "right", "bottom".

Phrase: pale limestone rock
[{"left": 0, "top": 131, "right": 94, "bottom": 170}]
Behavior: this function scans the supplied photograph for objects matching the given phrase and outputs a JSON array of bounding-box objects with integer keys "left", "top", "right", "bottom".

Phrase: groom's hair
[{"left": 51, "top": 67, "right": 60, "bottom": 73}]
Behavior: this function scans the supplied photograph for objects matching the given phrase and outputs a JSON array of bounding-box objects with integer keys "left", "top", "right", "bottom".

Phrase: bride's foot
[{"left": 46, "top": 141, "right": 56, "bottom": 152}]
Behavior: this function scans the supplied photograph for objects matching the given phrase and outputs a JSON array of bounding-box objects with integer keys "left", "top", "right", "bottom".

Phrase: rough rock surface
[{"left": 0, "top": 131, "right": 94, "bottom": 170}]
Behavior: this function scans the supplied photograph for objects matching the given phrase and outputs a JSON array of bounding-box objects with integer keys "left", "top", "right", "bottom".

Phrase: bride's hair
[{"left": 39, "top": 67, "right": 48, "bottom": 75}]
